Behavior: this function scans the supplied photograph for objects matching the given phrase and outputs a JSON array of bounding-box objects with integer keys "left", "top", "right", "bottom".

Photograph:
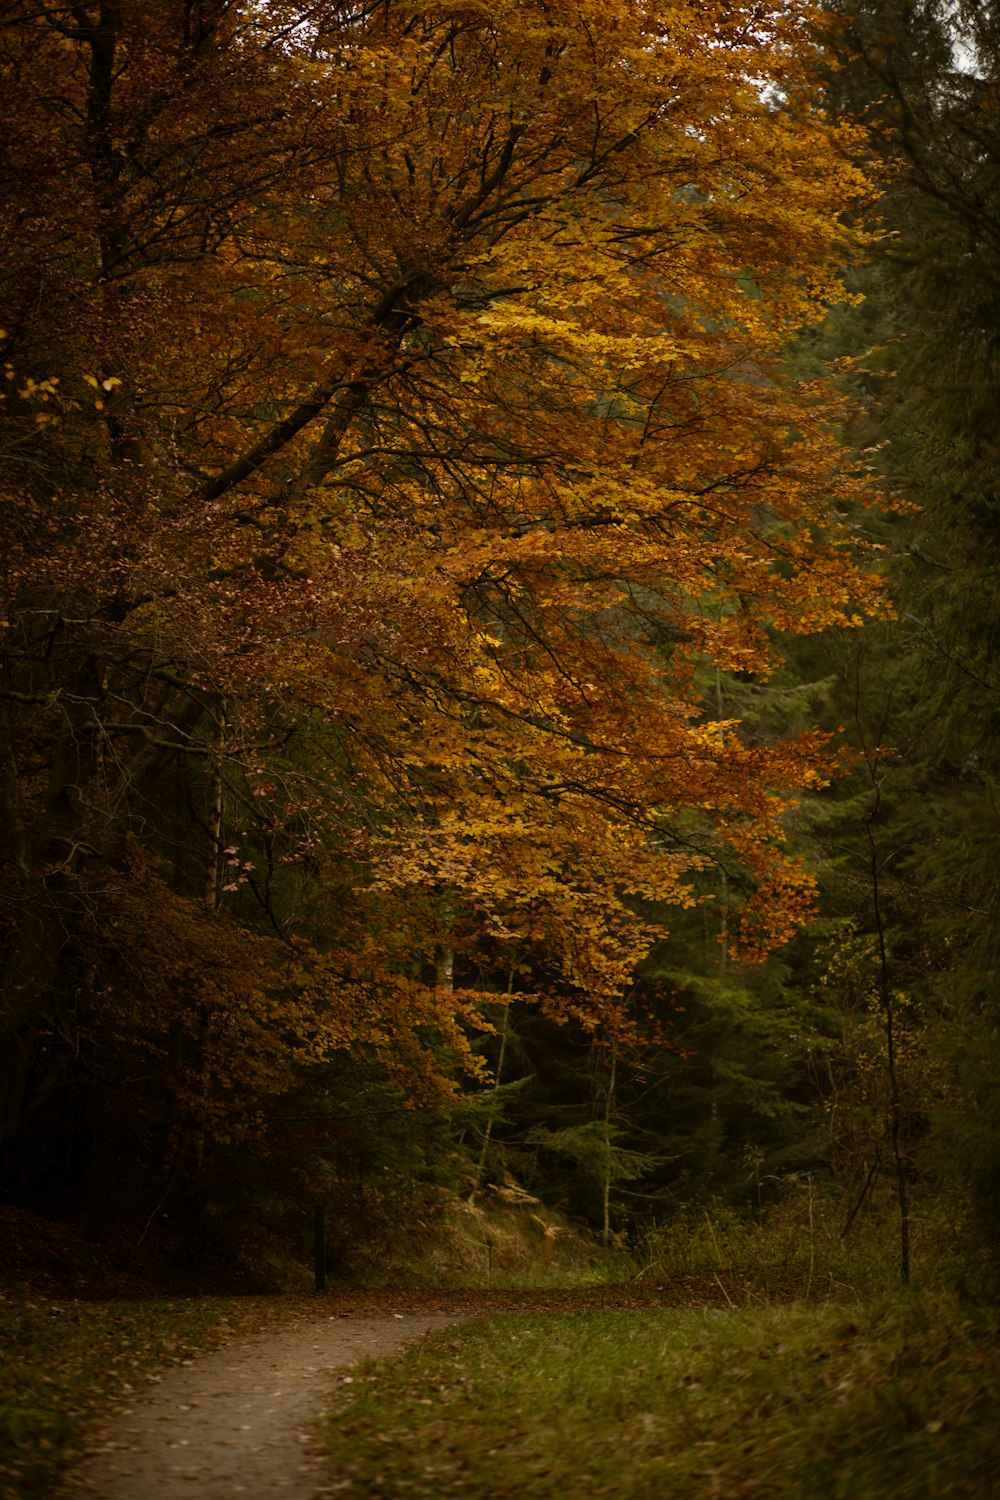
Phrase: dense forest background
[{"left": 2, "top": 0, "right": 998, "bottom": 1293}]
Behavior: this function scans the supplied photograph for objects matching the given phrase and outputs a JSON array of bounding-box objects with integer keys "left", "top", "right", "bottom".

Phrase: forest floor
[
  {"left": 6, "top": 1284, "right": 751, "bottom": 1499},
  {"left": 51, "top": 1284, "right": 765, "bottom": 1500},
  {"left": 5, "top": 1206, "right": 999, "bottom": 1498},
  {"left": 47, "top": 1281, "right": 1000, "bottom": 1500},
  {"left": 0, "top": 1203, "right": 742, "bottom": 1498}
]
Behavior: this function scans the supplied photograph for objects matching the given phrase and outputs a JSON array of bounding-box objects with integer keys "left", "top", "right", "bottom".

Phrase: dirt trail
[
  {"left": 64, "top": 1311, "right": 466, "bottom": 1500},
  {"left": 57, "top": 1283, "right": 717, "bottom": 1499}
]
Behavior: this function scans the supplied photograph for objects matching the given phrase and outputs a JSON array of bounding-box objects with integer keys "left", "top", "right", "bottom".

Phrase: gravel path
[{"left": 65, "top": 1311, "right": 465, "bottom": 1500}]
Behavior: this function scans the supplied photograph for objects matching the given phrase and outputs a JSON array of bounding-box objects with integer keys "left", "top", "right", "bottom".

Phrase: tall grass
[{"left": 634, "top": 1185, "right": 963, "bottom": 1297}]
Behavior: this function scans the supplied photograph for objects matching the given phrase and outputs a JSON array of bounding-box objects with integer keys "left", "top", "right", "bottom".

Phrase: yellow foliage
[{"left": 0, "top": 1, "right": 887, "bottom": 1116}]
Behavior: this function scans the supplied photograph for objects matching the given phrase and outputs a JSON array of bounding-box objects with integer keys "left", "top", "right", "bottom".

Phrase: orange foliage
[{"left": 0, "top": 1, "right": 883, "bottom": 1131}]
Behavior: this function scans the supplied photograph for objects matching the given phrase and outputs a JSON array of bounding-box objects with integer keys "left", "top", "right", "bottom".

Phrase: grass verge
[
  {"left": 0, "top": 1288, "right": 281, "bottom": 1498},
  {"left": 322, "top": 1293, "right": 1000, "bottom": 1498}
]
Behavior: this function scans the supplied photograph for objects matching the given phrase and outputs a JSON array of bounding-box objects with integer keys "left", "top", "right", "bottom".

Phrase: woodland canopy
[{"left": 0, "top": 0, "right": 896, "bottom": 1261}]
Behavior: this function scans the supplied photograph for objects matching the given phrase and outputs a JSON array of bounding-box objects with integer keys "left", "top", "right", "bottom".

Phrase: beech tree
[{"left": 0, "top": 1, "right": 884, "bottom": 1221}]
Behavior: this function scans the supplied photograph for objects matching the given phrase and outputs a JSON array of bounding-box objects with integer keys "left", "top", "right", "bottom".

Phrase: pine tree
[{"left": 813, "top": 0, "right": 1000, "bottom": 1273}]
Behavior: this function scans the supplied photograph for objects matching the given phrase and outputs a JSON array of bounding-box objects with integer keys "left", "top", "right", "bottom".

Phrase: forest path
[
  {"left": 64, "top": 1308, "right": 469, "bottom": 1500},
  {"left": 57, "top": 1284, "right": 719, "bottom": 1500}
]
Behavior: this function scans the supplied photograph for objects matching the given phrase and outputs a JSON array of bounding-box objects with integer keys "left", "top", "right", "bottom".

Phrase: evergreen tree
[{"left": 815, "top": 0, "right": 1000, "bottom": 1272}]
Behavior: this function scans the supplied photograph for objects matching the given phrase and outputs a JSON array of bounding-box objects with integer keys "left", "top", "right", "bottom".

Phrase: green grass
[
  {"left": 0, "top": 1288, "right": 278, "bottom": 1498},
  {"left": 322, "top": 1294, "right": 1000, "bottom": 1498}
]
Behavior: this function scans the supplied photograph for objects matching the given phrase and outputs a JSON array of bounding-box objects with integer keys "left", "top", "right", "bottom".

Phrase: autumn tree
[{"left": 0, "top": 1, "right": 883, "bottom": 1242}]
